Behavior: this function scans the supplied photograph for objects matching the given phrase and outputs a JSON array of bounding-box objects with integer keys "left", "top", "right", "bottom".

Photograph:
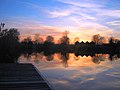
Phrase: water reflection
[
  {"left": 92, "top": 54, "right": 106, "bottom": 64},
  {"left": 19, "top": 52, "right": 120, "bottom": 68},
  {"left": 18, "top": 52, "right": 120, "bottom": 90},
  {"left": 60, "top": 53, "right": 69, "bottom": 68}
]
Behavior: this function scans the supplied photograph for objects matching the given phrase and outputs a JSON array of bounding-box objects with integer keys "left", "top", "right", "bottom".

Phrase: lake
[{"left": 18, "top": 52, "right": 120, "bottom": 90}]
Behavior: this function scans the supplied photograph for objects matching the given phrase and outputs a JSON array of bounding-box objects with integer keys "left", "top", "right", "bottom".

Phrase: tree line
[{"left": 0, "top": 23, "right": 120, "bottom": 62}]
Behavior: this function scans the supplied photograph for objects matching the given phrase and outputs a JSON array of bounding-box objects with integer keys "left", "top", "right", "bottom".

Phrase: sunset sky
[{"left": 0, "top": 0, "right": 120, "bottom": 43}]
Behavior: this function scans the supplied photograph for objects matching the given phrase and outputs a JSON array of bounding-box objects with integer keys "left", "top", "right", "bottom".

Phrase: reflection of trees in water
[
  {"left": 23, "top": 53, "right": 31, "bottom": 62},
  {"left": 74, "top": 52, "right": 95, "bottom": 57},
  {"left": 60, "top": 53, "right": 69, "bottom": 68},
  {"left": 32, "top": 53, "right": 40, "bottom": 63},
  {"left": 109, "top": 54, "right": 119, "bottom": 61},
  {"left": 74, "top": 55, "right": 80, "bottom": 60},
  {"left": 34, "top": 59, "right": 40, "bottom": 64},
  {"left": 74, "top": 52, "right": 120, "bottom": 64},
  {"left": 37, "top": 52, "right": 44, "bottom": 60},
  {"left": 22, "top": 52, "right": 44, "bottom": 63},
  {"left": 20, "top": 51, "right": 120, "bottom": 67},
  {"left": 1, "top": 23, "right": 120, "bottom": 64},
  {"left": 74, "top": 53, "right": 117, "bottom": 63},
  {"left": 42, "top": 52, "right": 70, "bottom": 67},
  {"left": 92, "top": 54, "right": 106, "bottom": 64},
  {"left": 46, "top": 55, "right": 54, "bottom": 61},
  {"left": 91, "top": 54, "right": 120, "bottom": 64}
]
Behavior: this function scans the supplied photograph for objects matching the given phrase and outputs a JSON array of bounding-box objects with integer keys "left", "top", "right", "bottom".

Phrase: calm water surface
[{"left": 18, "top": 52, "right": 120, "bottom": 90}]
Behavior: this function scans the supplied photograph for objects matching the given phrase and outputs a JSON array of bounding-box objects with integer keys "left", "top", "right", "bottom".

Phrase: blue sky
[{"left": 0, "top": 0, "right": 120, "bottom": 42}]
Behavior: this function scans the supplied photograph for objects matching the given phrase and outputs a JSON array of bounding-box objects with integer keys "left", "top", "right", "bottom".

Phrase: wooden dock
[{"left": 0, "top": 63, "right": 53, "bottom": 90}]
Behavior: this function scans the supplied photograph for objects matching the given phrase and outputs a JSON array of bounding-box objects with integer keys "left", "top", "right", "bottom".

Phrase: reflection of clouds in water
[
  {"left": 36, "top": 61, "right": 120, "bottom": 90},
  {"left": 18, "top": 53, "right": 120, "bottom": 90},
  {"left": 106, "top": 72, "right": 120, "bottom": 78},
  {"left": 19, "top": 53, "right": 120, "bottom": 78},
  {"left": 19, "top": 53, "right": 117, "bottom": 74},
  {"left": 51, "top": 79, "right": 69, "bottom": 85},
  {"left": 49, "top": 77, "right": 95, "bottom": 90},
  {"left": 36, "top": 63, "right": 114, "bottom": 88},
  {"left": 105, "top": 63, "right": 120, "bottom": 78},
  {"left": 76, "top": 77, "right": 95, "bottom": 86}
]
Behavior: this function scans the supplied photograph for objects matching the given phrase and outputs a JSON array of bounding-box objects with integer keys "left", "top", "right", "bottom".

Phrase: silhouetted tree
[
  {"left": 34, "top": 34, "right": 44, "bottom": 44},
  {"left": 60, "top": 31, "right": 70, "bottom": 45},
  {"left": 22, "top": 36, "right": 33, "bottom": 44},
  {"left": 109, "top": 37, "right": 119, "bottom": 44},
  {"left": 92, "top": 34, "right": 105, "bottom": 45},
  {"left": 45, "top": 36, "right": 54, "bottom": 44},
  {"left": 0, "top": 28, "right": 20, "bottom": 49},
  {"left": 0, "top": 23, "right": 20, "bottom": 62},
  {"left": 0, "top": 23, "right": 5, "bottom": 32},
  {"left": 21, "top": 36, "right": 33, "bottom": 50},
  {"left": 43, "top": 36, "right": 55, "bottom": 53},
  {"left": 46, "top": 55, "right": 54, "bottom": 61}
]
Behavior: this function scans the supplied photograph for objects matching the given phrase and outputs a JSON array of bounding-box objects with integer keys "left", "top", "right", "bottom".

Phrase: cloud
[
  {"left": 51, "top": 0, "right": 120, "bottom": 20},
  {"left": 46, "top": 1, "right": 98, "bottom": 20},
  {"left": 44, "top": 0, "right": 120, "bottom": 41},
  {"left": 46, "top": 5, "right": 79, "bottom": 18},
  {"left": 4, "top": 17, "right": 63, "bottom": 36},
  {"left": 96, "top": 9, "right": 120, "bottom": 18},
  {"left": 107, "top": 20, "right": 120, "bottom": 26},
  {"left": 55, "top": 0, "right": 103, "bottom": 8},
  {"left": 20, "top": 24, "right": 63, "bottom": 36},
  {"left": 47, "top": 9, "right": 73, "bottom": 18},
  {"left": 3, "top": 0, "right": 120, "bottom": 42}
]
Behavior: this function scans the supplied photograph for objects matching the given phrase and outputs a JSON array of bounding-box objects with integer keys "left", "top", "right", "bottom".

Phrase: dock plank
[{"left": 0, "top": 63, "right": 52, "bottom": 90}]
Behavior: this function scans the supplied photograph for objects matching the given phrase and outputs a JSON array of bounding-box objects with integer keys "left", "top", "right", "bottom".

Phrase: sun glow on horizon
[
  {"left": 1, "top": 0, "right": 120, "bottom": 42},
  {"left": 19, "top": 29, "right": 113, "bottom": 44}
]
